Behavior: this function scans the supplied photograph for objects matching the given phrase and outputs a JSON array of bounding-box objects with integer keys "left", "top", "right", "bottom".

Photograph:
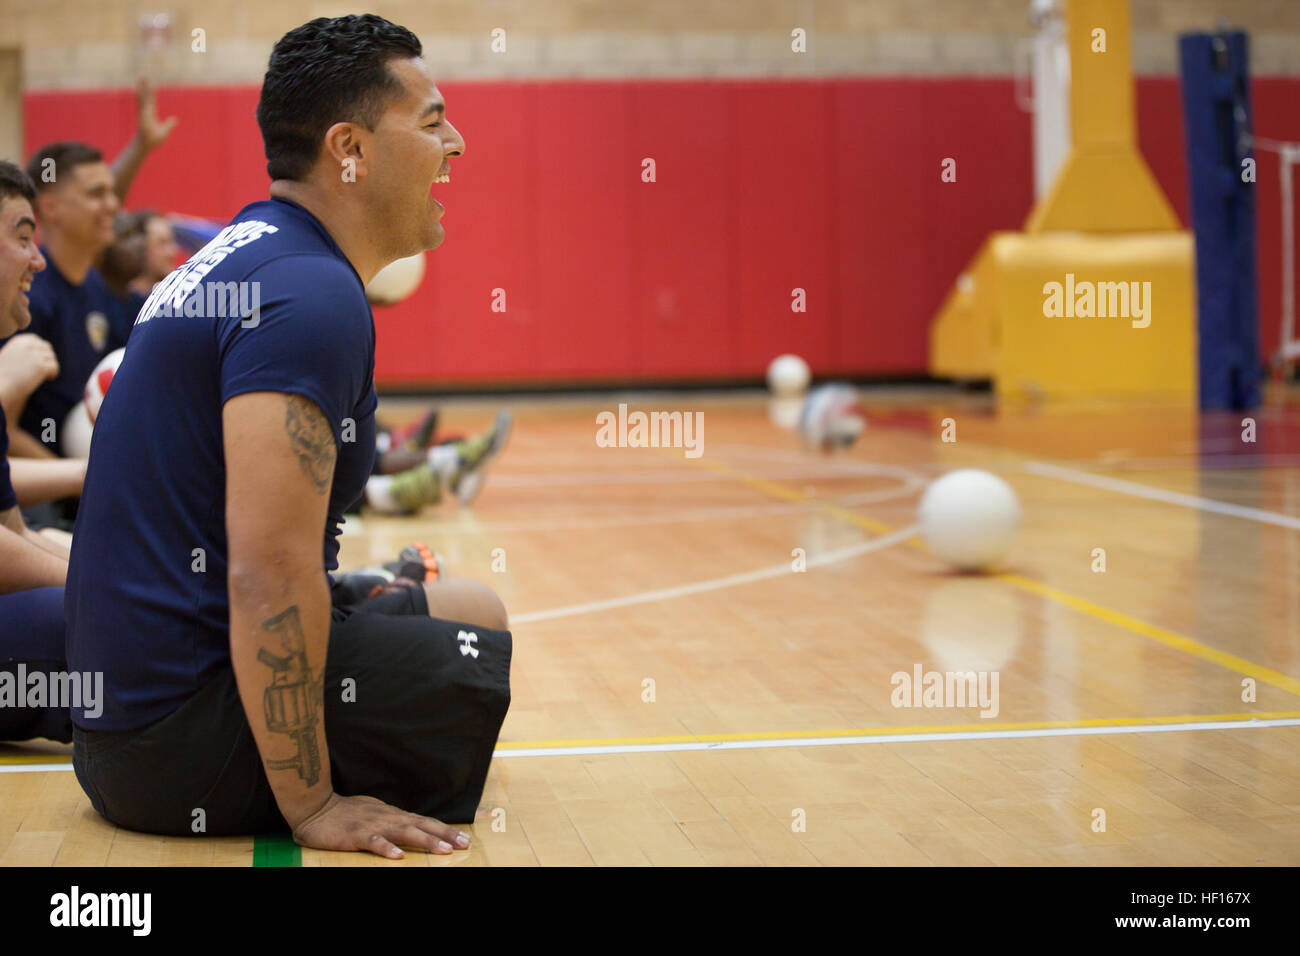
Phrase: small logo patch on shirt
[{"left": 86, "top": 311, "right": 109, "bottom": 351}]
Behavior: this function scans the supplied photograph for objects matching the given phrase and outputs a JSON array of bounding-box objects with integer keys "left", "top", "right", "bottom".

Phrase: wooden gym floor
[{"left": 3, "top": 387, "right": 1300, "bottom": 866}]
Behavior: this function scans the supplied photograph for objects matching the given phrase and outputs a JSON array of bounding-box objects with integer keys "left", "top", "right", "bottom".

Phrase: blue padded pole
[{"left": 1178, "top": 31, "right": 1262, "bottom": 411}]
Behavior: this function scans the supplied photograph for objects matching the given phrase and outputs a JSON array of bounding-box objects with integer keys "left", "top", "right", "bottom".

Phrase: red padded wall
[
  {"left": 627, "top": 81, "right": 736, "bottom": 378},
  {"left": 21, "top": 77, "right": 1300, "bottom": 388}
]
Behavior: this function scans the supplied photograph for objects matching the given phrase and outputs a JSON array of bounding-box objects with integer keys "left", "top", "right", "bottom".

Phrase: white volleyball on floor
[
  {"left": 798, "top": 382, "right": 864, "bottom": 451},
  {"left": 84, "top": 347, "right": 125, "bottom": 425},
  {"left": 366, "top": 252, "right": 426, "bottom": 305},
  {"left": 766, "top": 353, "right": 810, "bottom": 397},
  {"left": 918, "top": 469, "right": 1021, "bottom": 571}
]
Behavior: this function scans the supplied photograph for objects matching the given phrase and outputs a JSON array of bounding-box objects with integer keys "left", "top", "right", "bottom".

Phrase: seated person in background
[
  {"left": 128, "top": 209, "right": 181, "bottom": 296},
  {"left": 17, "top": 142, "right": 133, "bottom": 460},
  {"left": 359, "top": 408, "right": 511, "bottom": 515},
  {"left": 100, "top": 208, "right": 182, "bottom": 326},
  {"left": 0, "top": 181, "right": 86, "bottom": 516},
  {"left": 98, "top": 210, "right": 151, "bottom": 331},
  {"left": 0, "top": 161, "right": 73, "bottom": 744},
  {"left": 7, "top": 78, "right": 174, "bottom": 462}
]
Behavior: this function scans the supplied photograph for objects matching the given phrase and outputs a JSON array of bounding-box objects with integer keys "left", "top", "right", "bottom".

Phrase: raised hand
[{"left": 135, "top": 76, "right": 178, "bottom": 150}]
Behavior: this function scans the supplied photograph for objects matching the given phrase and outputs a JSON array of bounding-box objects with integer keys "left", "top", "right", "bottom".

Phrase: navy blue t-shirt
[
  {"left": 20, "top": 254, "right": 130, "bottom": 452},
  {"left": 65, "top": 198, "right": 378, "bottom": 730},
  {"left": 0, "top": 402, "right": 15, "bottom": 512}
]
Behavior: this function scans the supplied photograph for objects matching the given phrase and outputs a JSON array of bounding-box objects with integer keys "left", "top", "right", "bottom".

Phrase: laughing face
[
  {"left": 365, "top": 56, "right": 465, "bottom": 259},
  {"left": 0, "top": 194, "right": 47, "bottom": 338}
]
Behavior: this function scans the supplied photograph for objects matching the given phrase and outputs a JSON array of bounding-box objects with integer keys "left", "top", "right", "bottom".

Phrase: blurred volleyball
[
  {"left": 366, "top": 252, "right": 426, "bottom": 305},
  {"left": 918, "top": 469, "right": 1021, "bottom": 571},
  {"left": 84, "top": 347, "right": 125, "bottom": 426},
  {"left": 798, "top": 383, "right": 864, "bottom": 451},
  {"left": 767, "top": 354, "right": 811, "bottom": 397},
  {"left": 61, "top": 404, "right": 94, "bottom": 459}
]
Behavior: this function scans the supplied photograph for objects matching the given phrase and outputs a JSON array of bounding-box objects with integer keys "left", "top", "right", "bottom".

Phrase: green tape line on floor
[{"left": 253, "top": 834, "right": 301, "bottom": 867}]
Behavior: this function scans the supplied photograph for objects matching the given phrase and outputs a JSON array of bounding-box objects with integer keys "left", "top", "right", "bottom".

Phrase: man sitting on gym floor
[{"left": 65, "top": 15, "right": 512, "bottom": 859}]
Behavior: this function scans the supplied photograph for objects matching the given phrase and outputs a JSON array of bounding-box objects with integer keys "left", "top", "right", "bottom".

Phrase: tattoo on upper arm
[
  {"left": 257, "top": 605, "right": 324, "bottom": 787},
  {"left": 284, "top": 395, "right": 336, "bottom": 495}
]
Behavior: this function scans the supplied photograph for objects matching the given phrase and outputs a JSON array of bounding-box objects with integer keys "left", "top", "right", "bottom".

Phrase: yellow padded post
[
  {"left": 1023, "top": 0, "right": 1181, "bottom": 233},
  {"left": 929, "top": 0, "right": 1197, "bottom": 397},
  {"left": 991, "top": 231, "right": 1196, "bottom": 399}
]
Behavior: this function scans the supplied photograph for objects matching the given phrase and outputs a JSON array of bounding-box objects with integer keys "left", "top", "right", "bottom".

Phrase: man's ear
[
  {"left": 322, "top": 122, "right": 368, "bottom": 181},
  {"left": 34, "top": 189, "right": 57, "bottom": 224}
]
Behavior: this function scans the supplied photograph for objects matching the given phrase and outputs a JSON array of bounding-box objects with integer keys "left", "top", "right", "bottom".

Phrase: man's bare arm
[
  {"left": 9, "top": 457, "right": 85, "bottom": 506},
  {"left": 224, "top": 392, "right": 469, "bottom": 858},
  {"left": 0, "top": 504, "right": 64, "bottom": 560},
  {"left": 111, "top": 77, "right": 177, "bottom": 203},
  {"left": 225, "top": 392, "right": 336, "bottom": 823},
  {"left": 0, "top": 518, "right": 66, "bottom": 593},
  {"left": 22, "top": 527, "right": 70, "bottom": 562},
  {"left": 7, "top": 425, "right": 58, "bottom": 460}
]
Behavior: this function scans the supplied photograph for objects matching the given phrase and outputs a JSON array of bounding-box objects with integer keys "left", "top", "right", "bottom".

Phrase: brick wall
[{"left": 2, "top": 0, "right": 1297, "bottom": 89}]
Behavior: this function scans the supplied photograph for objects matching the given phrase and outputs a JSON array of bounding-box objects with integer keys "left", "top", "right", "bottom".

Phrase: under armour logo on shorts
[{"left": 458, "top": 630, "right": 479, "bottom": 659}]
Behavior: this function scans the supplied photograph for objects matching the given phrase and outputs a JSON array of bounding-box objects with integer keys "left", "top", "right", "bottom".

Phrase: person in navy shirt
[
  {"left": 66, "top": 15, "right": 512, "bottom": 859},
  {"left": 19, "top": 221, "right": 126, "bottom": 454},
  {"left": 98, "top": 210, "right": 156, "bottom": 336},
  {"left": 7, "top": 82, "right": 175, "bottom": 462},
  {"left": 17, "top": 142, "right": 136, "bottom": 458},
  {"left": 0, "top": 161, "right": 76, "bottom": 744}
]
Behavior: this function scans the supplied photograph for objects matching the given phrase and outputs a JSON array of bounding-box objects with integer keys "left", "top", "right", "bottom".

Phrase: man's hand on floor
[{"left": 291, "top": 792, "right": 472, "bottom": 859}]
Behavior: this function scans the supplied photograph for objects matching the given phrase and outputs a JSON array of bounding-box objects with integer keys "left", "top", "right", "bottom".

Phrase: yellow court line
[
  {"left": 0, "top": 752, "right": 72, "bottom": 765},
  {"left": 1001, "top": 573, "right": 1300, "bottom": 698},
  {"left": 4, "top": 711, "right": 1300, "bottom": 763},
  {"left": 694, "top": 458, "right": 898, "bottom": 536},
  {"left": 696, "top": 456, "right": 1300, "bottom": 699}
]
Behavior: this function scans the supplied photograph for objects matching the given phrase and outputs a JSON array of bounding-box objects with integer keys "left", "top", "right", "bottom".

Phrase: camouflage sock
[{"left": 388, "top": 463, "right": 443, "bottom": 513}]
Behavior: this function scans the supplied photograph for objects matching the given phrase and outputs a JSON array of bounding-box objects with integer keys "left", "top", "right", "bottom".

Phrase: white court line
[
  {"left": 491, "top": 460, "right": 919, "bottom": 488},
  {"left": 1086, "top": 453, "right": 1300, "bottom": 471},
  {"left": 511, "top": 524, "right": 919, "bottom": 624},
  {"left": 493, "top": 716, "right": 1300, "bottom": 757},
  {"left": 420, "top": 501, "right": 826, "bottom": 535},
  {"left": 7, "top": 717, "right": 1296, "bottom": 771},
  {"left": 0, "top": 762, "right": 72, "bottom": 774},
  {"left": 419, "top": 479, "right": 926, "bottom": 536},
  {"left": 1024, "top": 461, "right": 1300, "bottom": 530}
]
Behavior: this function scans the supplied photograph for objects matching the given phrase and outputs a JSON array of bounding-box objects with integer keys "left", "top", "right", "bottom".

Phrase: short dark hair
[
  {"left": 257, "top": 14, "right": 422, "bottom": 182},
  {"left": 24, "top": 141, "right": 105, "bottom": 194},
  {"left": 100, "top": 219, "right": 147, "bottom": 292},
  {"left": 0, "top": 160, "right": 37, "bottom": 208},
  {"left": 114, "top": 208, "right": 158, "bottom": 239}
]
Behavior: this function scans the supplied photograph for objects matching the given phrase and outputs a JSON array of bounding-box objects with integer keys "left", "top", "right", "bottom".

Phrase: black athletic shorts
[{"left": 71, "top": 582, "right": 512, "bottom": 835}]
